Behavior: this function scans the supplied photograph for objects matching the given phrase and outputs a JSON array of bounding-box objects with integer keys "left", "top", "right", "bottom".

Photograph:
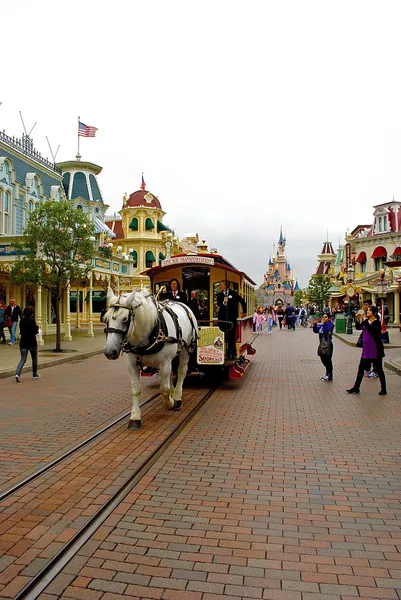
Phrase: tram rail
[
  {"left": 3, "top": 384, "right": 219, "bottom": 600},
  {"left": 0, "top": 391, "right": 161, "bottom": 503}
]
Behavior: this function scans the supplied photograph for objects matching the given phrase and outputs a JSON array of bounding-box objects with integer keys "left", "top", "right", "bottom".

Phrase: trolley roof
[{"left": 141, "top": 253, "right": 257, "bottom": 286}]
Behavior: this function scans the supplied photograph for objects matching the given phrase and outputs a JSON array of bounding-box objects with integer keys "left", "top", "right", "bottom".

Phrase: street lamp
[
  {"left": 374, "top": 270, "right": 390, "bottom": 344},
  {"left": 346, "top": 266, "right": 355, "bottom": 334}
]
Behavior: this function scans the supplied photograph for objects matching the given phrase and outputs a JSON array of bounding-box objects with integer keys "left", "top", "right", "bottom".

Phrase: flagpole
[{"left": 77, "top": 115, "right": 81, "bottom": 160}]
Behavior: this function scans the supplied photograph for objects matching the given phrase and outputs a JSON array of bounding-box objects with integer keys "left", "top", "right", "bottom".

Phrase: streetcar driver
[
  {"left": 165, "top": 279, "right": 187, "bottom": 304},
  {"left": 217, "top": 280, "right": 246, "bottom": 359}
]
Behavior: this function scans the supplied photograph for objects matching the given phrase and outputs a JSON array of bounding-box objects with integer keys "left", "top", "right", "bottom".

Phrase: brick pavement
[
  {"left": 2, "top": 326, "right": 397, "bottom": 599},
  {"left": 0, "top": 352, "right": 145, "bottom": 491}
]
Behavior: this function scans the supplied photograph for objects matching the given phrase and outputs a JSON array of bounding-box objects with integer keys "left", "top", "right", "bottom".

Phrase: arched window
[
  {"left": 28, "top": 199, "right": 34, "bottom": 215},
  {"left": 378, "top": 217, "right": 383, "bottom": 232},
  {"left": 89, "top": 174, "right": 102, "bottom": 201},
  {"left": 129, "top": 217, "right": 138, "bottom": 231},
  {"left": 145, "top": 250, "right": 156, "bottom": 268},
  {"left": 383, "top": 215, "right": 388, "bottom": 231},
  {"left": 62, "top": 172, "right": 70, "bottom": 196},
  {"left": 130, "top": 250, "right": 138, "bottom": 267},
  {"left": 4, "top": 191, "right": 11, "bottom": 234},
  {"left": 145, "top": 218, "right": 154, "bottom": 231},
  {"left": 0, "top": 188, "right": 3, "bottom": 234},
  {"left": 71, "top": 172, "right": 90, "bottom": 200}
]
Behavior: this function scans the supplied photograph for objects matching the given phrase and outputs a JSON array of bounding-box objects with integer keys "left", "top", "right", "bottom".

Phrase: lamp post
[
  {"left": 346, "top": 266, "right": 355, "bottom": 334},
  {"left": 375, "top": 272, "right": 390, "bottom": 344},
  {"left": 165, "top": 237, "right": 172, "bottom": 259}
]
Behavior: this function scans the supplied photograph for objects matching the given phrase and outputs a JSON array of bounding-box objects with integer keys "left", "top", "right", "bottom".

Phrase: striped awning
[
  {"left": 93, "top": 216, "right": 116, "bottom": 238},
  {"left": 371, "top": 246, "right": 387, "bottom": 259},
  {"left": 356, "top": 251, "right": 367, "bottom": 262}
]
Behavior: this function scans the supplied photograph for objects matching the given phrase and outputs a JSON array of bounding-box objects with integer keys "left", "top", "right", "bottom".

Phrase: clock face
[{"left": 346, "top": 286, "right": 355, "bottom": 297}]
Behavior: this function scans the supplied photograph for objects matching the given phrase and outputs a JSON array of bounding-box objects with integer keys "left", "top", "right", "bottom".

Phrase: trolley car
[{"left": 142, "top": 251, "right": 257, "bottom": 379}]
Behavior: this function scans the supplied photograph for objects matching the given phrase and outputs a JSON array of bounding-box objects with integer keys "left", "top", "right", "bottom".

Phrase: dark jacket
[
  {"left": 285, "top": 305, "right": 295, "bottom": 317},
  {"left": 217, "top": 290, "right": 247, "bottom": 321},
  {"left": 165, "top": 291, "right": 187, "bottom": 304},
  {"left": 5, "top": 304, "right": 22, "bottom": 323},
  {"left": 0, "top": 306, "right": 5, "bottom": 324},
  {"left": 19, "top": 317, "right": 39, "bottom": 349},
  {"left": 356, "top": 318, "right": 385, "bottom": 359},
  {"left": 313, "top": 320, "right": 334, "bottom": 340}
]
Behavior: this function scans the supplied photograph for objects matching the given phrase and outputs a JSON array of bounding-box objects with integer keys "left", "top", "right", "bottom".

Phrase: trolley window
[{"left": 213, "top": 280, "right": 239, "bottom": 318}]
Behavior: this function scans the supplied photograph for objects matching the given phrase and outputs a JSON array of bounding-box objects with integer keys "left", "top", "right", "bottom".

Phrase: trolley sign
[
  {"left": 161, "top": 256, "right": 215, "bottom": 268},
  {"left": 197, "top": 327, "right": 225, "bottom": 365}
]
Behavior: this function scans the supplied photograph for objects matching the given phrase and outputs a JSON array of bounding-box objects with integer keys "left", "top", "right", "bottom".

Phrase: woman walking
[
  {"left": 266, "top": 305, "right": 276, "bottom": 335},
  {"left": 346, "top": 305, "right": 386, "bottom": 395},
  {"left": 0, "top": 299, "right": 6, "bottom": 344},
  {"left": 276, "top": 303, "right": 285, "bottom": 329},
  {"left": 15, "top": 307, "right": 40, "bottom": 382},
  {"left": 313, "top": 312, "right": 334, "bottom": 381}
]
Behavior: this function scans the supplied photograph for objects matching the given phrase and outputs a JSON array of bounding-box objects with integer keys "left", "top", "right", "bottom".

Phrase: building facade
[
  {"left": 323, "top": 200, "right": 401, "bottom": 323},
  {"left": 105, "top": 182, "right": 199, "bottom": 289},
  {"left": 0, "top": 131, "right": 134, "bottom": 342}
]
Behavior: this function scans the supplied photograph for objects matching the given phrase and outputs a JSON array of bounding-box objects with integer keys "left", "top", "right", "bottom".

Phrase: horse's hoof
[
  {"left": 128, "top": 419, "right": 142, "bottom": 430},
  {"left": 164, "top": 396, "right": 175, "bottom": 410},
  {"left": 172, "top": 400, "right": 182, "bottom": 411}
]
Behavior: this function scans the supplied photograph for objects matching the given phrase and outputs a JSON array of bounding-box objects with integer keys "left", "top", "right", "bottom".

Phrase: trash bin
[{"left": 335, "top": 313, "right": 346, "bottom": 333}]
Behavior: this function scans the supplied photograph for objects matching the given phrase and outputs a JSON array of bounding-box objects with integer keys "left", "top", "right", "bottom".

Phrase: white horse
[{"left": 103, "top": 288, "right": 198, "bottom": 430}]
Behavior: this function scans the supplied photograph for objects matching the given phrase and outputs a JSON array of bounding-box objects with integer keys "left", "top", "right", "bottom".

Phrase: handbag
[
  {"left": 317, "top": 336, "right": 332, "bottom": 358},
  {"left": 356, "top": 333, "right": 363, "bottom": 348},
  {"left": 5, "top": 317, "right": 11, "bottom": 328}
]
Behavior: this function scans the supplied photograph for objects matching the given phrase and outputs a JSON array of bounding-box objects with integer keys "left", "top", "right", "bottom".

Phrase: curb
[
  {"left": 0, "top": 348, "right": 104, "bottom": 380},
  {"left": 334, "top": 333, "right": 401, "bottom": 377},
  {"left": 333, "top": 333, "right": 401, "bottom": 349},
  {"left": 333, "top": 333, "right": 357, "bottom": 347},
  {"left": 384, "top": 359, "right": 401, "bottom": 376}
]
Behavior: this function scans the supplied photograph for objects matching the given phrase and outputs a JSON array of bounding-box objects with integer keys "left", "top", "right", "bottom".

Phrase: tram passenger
[
  {"left": 199, "top": 300, "right": 208, "bottom": 321},
  {"left": 217, "top": 280, "right": 247, "bottom": 359},
  {"left": 165, "top": 279, "right": 187, "bottom": 304}
]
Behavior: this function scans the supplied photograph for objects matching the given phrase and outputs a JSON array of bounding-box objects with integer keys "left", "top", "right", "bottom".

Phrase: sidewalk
[
  {"left": 334, "top": 325, "right": 401, "bottom": 376},
  {"left": 0, "top": 326, "right": 105, "bottom": 379}
]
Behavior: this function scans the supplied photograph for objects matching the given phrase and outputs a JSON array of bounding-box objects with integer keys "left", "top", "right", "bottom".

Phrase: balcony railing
[{"left": 0, "top": 130, "right": 62, "bottom": 175}]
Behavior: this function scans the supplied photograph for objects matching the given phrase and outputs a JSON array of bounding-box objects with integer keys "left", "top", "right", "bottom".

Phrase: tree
[
  {"left": 306, "top": 274, "right": 332, "bottom": 312},
  {"left": 11, "top": 201, "right": 96, "bottom": 351},
  {"left": 293, "top": 290, "right": 304, "bottom": 307}
]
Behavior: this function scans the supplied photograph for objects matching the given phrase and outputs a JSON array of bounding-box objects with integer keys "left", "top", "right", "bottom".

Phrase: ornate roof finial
[{"left": 141, "top": 172, "right": 146, "bottom": 191}]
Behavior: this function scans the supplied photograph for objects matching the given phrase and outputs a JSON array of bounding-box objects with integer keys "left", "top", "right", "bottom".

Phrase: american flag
[{"left": 78, "top": 121, "right": 98, "bottom": 137}]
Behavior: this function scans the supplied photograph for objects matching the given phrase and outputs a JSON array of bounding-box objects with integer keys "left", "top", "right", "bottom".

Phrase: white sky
[{"left": 2, "top": 1, "right": 401, "bottom": 287}]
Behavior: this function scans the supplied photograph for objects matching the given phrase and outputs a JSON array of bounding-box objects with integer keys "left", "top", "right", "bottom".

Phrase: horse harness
[{"left": 104, "top": 296, "right": 197, "bottom": 357}]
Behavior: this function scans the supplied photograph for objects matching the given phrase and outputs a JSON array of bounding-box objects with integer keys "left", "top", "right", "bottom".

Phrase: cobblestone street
[{"left": 1, "top": 326, "right": 401, "bottom": 599}]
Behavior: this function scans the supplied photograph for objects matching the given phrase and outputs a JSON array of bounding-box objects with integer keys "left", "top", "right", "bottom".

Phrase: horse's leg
[
  {"left": 172, "top": 349, "right": 190, "bottom": 411},
  {"left": 159, "top": 361, "right": 175, "bottom": 410},
  {"left": 127, "top": 354, "right": 142, "bottom": 430}
]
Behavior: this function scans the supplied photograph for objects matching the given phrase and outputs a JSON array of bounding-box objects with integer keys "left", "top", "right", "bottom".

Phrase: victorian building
[
  {"left": 0, "top": 130, "right": 134, "bottom": 342},
  {"left": 321, "top": 200, "right": 401, "bottom": 324},
  {"left": 105, "top": 180, "right": 199, "bottom": 289}
]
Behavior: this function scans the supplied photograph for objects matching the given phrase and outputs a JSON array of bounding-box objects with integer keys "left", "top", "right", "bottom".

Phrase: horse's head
[{"left": 103, "top": 288, "right": 137, "bottom": 360}]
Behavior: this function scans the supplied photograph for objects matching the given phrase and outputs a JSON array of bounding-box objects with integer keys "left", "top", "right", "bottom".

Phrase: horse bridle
[{"left": 104, "top": 303, "right": 134, "bottom": 338}]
